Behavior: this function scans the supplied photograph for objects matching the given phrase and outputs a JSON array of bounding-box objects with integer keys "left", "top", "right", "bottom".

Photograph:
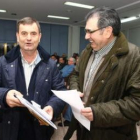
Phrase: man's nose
[
  {"left": 27, "top": 34, "right": 31, "bottom": 40},
  {"left": 85, "top": 33, "right": 90, "bottom": 40}
]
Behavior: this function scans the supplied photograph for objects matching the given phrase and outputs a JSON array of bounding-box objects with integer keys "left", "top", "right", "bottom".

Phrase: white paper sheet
[
  {"left": 52, "top": 90, "right": 90, "bottom": 130},
  {"left": 15, "top": 95, "right": 57, "bottom": 129}
]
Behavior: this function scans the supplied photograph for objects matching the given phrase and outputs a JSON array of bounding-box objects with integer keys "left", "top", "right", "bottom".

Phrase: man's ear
[
  {"left": 105, "top": 26, "right": 113, "bottom": 38},
  {"left": 39, "top": 33, "right": 42, "bottom": 42},
  {"left": 16, "top": 32, "right": 19, "bottom": 43}
]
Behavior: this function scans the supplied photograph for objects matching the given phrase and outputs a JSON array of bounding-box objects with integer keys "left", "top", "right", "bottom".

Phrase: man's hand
[
  {"left": 43, "top": 106, "right": 53, "bottom": 120},
  {"left": 81, "top": 107, "right": 93, "bottom": 121},
  {"left": 78, "top": 92, "right": 93, "bottom": 121},
  {"left": 77, "top": 91, "right": 84, "bottom": 98},
  {"left": 6, "top": 90, "right": 23, "bottom": 107},
  {"left": 39, "top": 106, "right": 53, "bottom": 125},
  {"left": 77, "top": 91, "right": 85, "bottom": 105}
]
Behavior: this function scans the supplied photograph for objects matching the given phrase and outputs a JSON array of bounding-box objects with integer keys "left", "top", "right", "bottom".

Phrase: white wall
[
  {"left": 68, "top": 26, "right": 80, "bottom": 57},
  {"left": 122, "top": 25, "right": 140, "bottom": 47}
]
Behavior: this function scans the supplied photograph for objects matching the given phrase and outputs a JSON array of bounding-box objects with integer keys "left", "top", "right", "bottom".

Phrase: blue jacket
[
  {"left": 0, "top": 45, "right": 66, "bottom": 140},
  {"left": 61, "top": 64, "right": 75, "bottom": 77}
]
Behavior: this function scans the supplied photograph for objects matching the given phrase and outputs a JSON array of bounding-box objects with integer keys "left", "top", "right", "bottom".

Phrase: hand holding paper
[
  {"left": 81, "top": 107, "right": 93, "bottom": 121},
  {"left": 52, "top": 90, "right": 90, "bottom": 130},
  {"left": 43, "top": 106, "right": 53, "bottom": 120},
  {"left": 14, "top": 95, "right": 57, "bottom": 129}
]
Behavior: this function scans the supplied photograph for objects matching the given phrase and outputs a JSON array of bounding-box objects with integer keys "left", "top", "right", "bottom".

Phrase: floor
[
  {"left": 51, "top": 121, "right": 77, "bottom": 140},
  {"left": 51, "top": 121, "right": 140, "bottom": 140},
  {"left": 136, "top": 122, "right": 140, "bottom": 140}
]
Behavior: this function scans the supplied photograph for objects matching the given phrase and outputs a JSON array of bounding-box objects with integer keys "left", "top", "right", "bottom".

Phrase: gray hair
[
  {"left": 85, "top": 6, "right": 121, "bottom": 36},
  {"left": 69, "top": 57, "right": 76, "bottom": 63}
]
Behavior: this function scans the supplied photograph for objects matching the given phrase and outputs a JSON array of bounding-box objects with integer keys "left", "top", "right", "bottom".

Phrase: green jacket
[{"left": 64, "top": 33, "right": 140, "bottom": 140}]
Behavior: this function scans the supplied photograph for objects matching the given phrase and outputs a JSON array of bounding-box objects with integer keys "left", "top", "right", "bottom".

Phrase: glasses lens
[{"left": 85, "top": 29, "right": 92, "bottom": 34}]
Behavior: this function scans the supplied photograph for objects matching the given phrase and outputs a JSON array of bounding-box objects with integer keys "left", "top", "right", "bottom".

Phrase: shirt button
[
  {"left": 36, "top": 92, "right": 39, "bottom": 94},
  {"left": 137, "top": 122, "right": 140, "bottom": 126},
  {"left": 45, "top": 79, "right": 48, "bottom": 81},
  {"left": 101, "top": 80, "right": 104, "bottom": 83},
  {"left": 11, "top": 65, "right": 14, "bottom": 67},
  {"left": 8, "top": 121, "right": 11, "bottom": 124},
  {"left": 90, "top": 97, "right": 94, "bottom": 101}
]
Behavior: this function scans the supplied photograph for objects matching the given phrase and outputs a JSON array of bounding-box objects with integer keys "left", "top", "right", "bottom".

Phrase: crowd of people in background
[
  {"left": 50, "top": 52, "right": 79, "bottom": 90},
  {"left": 50, "top": 52, "right": 79, "bottom": 127},
  {"left": 51, "top": 52, "right": 79, "bottom": 66},
  {"left": 51, "top": 52, "right": 79, "bottom": 87}
]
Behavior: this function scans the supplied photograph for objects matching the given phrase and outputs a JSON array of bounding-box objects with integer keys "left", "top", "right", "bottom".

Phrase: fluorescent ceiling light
[
  {"left": 47, "top": 15, "right": 70, "bottom": 20},
  {"left": 0, "top": 9, "right": 6, "bottom": 13},
  {"left": 64, "top": 2, "right": 94, "bottom": 9},
  {"left": 121, "top": 16, "right": 138, "bottom": 23}
]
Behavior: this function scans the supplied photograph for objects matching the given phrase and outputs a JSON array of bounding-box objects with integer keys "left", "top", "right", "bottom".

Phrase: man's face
[
  {"left": 85, "top": 17, "right": 107, "bottom": 51},
  {"left": 51, "top": 56, "right": 56, "bottom": 61},
  {"left": 16, "top": 23, "right": 41, "bottom": 53},
  {"left": 59, "top": 58, "right": 64, "bottom": 64},
  {"left": 68, "top": 58, "right": 74, "bottom": 65}
]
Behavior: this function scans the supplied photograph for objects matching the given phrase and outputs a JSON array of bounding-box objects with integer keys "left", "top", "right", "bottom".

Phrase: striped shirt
[
  {"left": 83, "top": 37, "right": 116, "bottom": 102},
  {"left": 88, "top": 37, "right": 117, "bottom": 80}
]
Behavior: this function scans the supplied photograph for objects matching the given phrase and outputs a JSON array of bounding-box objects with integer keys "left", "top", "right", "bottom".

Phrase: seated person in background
[
  {"left": 61, "top": 57, "right": 75, "bottom": 78},
  {"left": 61, "top": 53, "right": 67, "bottom": 60},
  {"left": 75, "top": 56, "right": 79, "bottom": 65},
  {"left": 52, "top": 52, "right": 59, "bottom": 62},
  {"left": 51, "top": 55, "right": 58, "bottom": 64},
  {"left": 72, "top": 53, "right": 79, "bottom": 63},
  {"left": 58, "top": 105, "right": 72, "bottom": 127},
  {"left": 57, "top": 57, "right": 67, "bottom": 70},
  {"left": 58, "top": 57, "right": 75, "bottom": 127}
]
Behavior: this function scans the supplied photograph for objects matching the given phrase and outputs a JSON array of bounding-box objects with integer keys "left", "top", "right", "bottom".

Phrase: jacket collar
[
  {"left": 5, "top": 45, "right": 50, "bottom": 63},
  {"left": 110, "top": 32, "right": 129, "bottom": 57},
  {"left": 83, "top": 32, "right": 129, "bottom": 81},
  {"left": 85, "top": 32, "right": 129, "bottom": 57}
]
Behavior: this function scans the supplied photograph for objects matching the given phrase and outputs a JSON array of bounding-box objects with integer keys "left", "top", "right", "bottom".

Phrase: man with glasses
[{"left": 64, "top": 6, "right": 140, "bottom": 140}]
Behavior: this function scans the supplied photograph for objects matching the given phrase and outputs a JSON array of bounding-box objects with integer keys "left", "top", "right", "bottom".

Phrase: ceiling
[{"left": 1, "top": 0, "right": 140, "bottom": 29}]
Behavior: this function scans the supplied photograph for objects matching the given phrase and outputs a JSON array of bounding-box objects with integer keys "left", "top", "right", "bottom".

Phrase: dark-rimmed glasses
[{"left": 85, "top": 27, "right": 107, "bottom": 34}]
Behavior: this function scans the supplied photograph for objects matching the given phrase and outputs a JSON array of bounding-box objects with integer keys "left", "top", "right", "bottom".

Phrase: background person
[
  {"left": 61, "top": 57, "right": 75, "bottom": 78},
  {"left": 58, "top": 57, "right": 76, "bottom": 127},
  {"left": 50, "top": 54, "right": 58, "bottom": 64},
  {"left": 57, "top": 56, "right": 67, "bottom": 70}
]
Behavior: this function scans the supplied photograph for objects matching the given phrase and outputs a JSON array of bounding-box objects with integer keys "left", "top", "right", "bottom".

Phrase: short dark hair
[
  {"left": 85, "top": 6, "right": 121, "bottom": 36},
  {"left": 59, "top": 57, "right": 66, "bottom": 63},
  {"left": 17, "top": 17, "right": 41, "bottom": 33}
]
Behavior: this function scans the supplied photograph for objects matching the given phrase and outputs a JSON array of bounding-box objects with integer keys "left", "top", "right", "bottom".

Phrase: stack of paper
[{"left": 15, "top": 95, "right": 57, "bottom": 129}]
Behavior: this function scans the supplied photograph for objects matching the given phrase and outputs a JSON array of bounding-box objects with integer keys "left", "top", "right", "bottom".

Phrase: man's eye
[
  {"left": 31, "top": 32, "right": 37, "bottom": 35},
  {"left": 21, "top": 32, "right": 27, "bottom": 35},
  {"left": 85, "top": 29, "right": 91, "bottom": 33}
]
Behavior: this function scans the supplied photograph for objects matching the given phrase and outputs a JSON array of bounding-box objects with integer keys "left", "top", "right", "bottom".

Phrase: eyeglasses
[{"left": 84, "top": 27, "right": 107, "bottom": 34}]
